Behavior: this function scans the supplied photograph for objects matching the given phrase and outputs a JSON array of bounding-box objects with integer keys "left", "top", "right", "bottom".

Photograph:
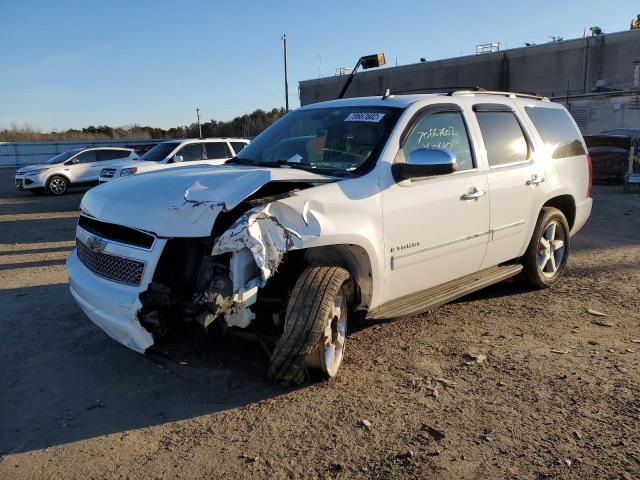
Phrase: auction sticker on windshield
[{"left": 344, "top": 112, "right": 385, "bottom": 122}]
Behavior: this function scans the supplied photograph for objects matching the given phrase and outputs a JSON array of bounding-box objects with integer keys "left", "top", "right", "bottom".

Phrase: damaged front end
[{"left": 138, "top": 182, "right": 324, "bottom": 345}]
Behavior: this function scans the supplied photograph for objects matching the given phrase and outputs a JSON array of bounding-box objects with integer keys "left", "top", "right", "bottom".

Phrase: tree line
[{"left": 0, "top": 108, "right": 286, "bottom": 142}]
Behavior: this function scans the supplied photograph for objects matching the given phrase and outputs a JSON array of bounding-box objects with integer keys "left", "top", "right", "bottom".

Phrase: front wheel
[
  {"left": 521, "top": 207, "right": 570, "bottom": 288},
  {"left": 268, "top": 265, "right": 351, "bottom": 385},
  {"left": 47, "top": 176, "right": 69, "bottom": 195}
]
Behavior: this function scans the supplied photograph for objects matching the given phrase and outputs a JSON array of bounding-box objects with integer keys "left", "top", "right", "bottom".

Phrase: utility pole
[
  {"left": 196, "top": 108, "right": 202, "bottom": 138},
  {"left": 282, "top": 34, "right": 289, "bottom": 111}
]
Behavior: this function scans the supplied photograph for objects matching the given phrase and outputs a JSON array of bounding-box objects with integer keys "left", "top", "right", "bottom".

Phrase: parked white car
[
  {"left": 67, "top": 91, "right": 592, "bottom": 384},
  {"left": 15, "top": 147, "right": 138, "bottom": 195},
  {"left": 99, "top": 138, "right": 249, "bottom": 182}
]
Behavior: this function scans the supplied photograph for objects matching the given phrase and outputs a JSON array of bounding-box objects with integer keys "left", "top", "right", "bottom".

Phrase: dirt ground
[{"left": 0, "top": 168, "right": 638, "bottom": 480}]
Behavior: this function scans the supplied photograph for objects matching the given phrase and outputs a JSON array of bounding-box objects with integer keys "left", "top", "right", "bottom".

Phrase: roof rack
[{"left": 448, "top": 89, "right": 549, "bottom": 101}]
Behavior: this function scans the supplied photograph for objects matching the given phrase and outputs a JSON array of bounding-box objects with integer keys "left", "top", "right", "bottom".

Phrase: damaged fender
[{"left": 200, "top": 201, "right": 321, "bottom": 328}]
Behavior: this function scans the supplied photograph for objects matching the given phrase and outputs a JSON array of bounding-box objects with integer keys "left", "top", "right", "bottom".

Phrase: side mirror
[
  {"left": 70, "top": 158, "right": 80, "bottom": 165},
  {"left": 392, "top": 148, "right": 457, "bottom": 182},
  {"left": 173, "top": 155, "right": 184, "bottom": 163}
]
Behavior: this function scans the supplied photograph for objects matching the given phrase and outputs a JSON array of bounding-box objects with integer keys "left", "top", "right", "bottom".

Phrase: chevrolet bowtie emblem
[{"left": 86, "top": 235, "right": 107, "bottom": 253}]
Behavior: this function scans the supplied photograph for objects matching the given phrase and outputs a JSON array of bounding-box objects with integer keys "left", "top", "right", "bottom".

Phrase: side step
[{"left": 368, "top": 263, "right": 523, "bottom": 320}]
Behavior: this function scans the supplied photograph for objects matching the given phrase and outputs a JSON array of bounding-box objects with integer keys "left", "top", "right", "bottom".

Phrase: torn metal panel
[{"left": 206, "top": 201, "right": 321, "bottom": 328}]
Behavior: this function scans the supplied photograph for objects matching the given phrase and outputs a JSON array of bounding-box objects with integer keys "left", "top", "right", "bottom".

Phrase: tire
[
  {"left": 268, "top": 265, "right": 351, "bottom": 385},
  {"left": 521, "top": 207, "right": 570, "bottom": 289},
  {"left": 47, "top": 176, "right": 69, "bottom": 195}
]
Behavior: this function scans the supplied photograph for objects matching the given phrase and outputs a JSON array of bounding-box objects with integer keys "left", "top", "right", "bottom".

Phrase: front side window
[
  {"left": 525, "top": 107, "right": 586, "bottom": 159},
  {"left": 176, "top": 143, "right": 204, "bottom": 162},
  {"left": 231, "top": 142, "right": 247, "bottom": 154},
  {"left": 476, "top": 111, "right": 529, "bottom": 166},
  {"left": 205, "top": 142, "right": 231, "bottom": 159},
  {"left": 74, "top": 150, "right": 97, "bottom": 164},
  {"left": 402, "top": 111, "right": 474, "bottom": 171},
  {"left": 230, "top": 106, "right": 402, "bottom": 175}
]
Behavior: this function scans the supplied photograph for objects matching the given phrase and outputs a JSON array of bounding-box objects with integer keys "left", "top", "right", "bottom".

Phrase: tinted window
[
  {"left": 476, "top": 112, "right": 529, "bottom": 166},
  {"left": 402, "top": 111, "right": 474, "bottom": 171},
  {"left": 231, "top": 142, "right": 247, "bottom": 154},
  {"left": 205, "top": 142, "right": 231, "bottom": 159},
  {"left": 176, "top": 143, "right": 204, "bottom": 162},
  {"left": 74, "top": 150, "right": 97, "bottom": 164},
  {"left": 97, "top": 150, "right": 130, "bottom": 161},
  {"left": 525, "top": 107, "right": 586, "bottom": 159}
]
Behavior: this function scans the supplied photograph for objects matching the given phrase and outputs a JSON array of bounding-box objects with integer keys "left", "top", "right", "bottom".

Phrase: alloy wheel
[{"left": 538, "top": 220, "right": 566, "bottom": 278}]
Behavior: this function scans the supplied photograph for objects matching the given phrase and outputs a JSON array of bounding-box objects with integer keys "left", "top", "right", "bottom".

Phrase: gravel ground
[{"left": 0, "top": 168, "right": 638, "bottom": 479}]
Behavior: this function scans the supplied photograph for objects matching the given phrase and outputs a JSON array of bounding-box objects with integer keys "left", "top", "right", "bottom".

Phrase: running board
[{"left": 368, "top": 264, "right": 523, "bottom": 320}]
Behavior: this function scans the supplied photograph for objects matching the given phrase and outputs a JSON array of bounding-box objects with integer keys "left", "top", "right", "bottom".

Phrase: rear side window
[
  {"left": 402, "top": 111, "right": 475, "bottom": 171},
  {"left": 205, "top": 142, "right": 231, "bottom": 159},
  {"left": 176, "top": 143, "right": 204, "bottom": 162},
  {"left": 97, "top": 150, "right": 130, "bottom": 161},
  {"left": 476, "top": 112, "right": 529, "bottom": 166},
  {"left": 525, "top": 107, "right": 586, "bottom": 159},
  {"left": 230, "top": 142, "right": 247, "bottom": 155}
]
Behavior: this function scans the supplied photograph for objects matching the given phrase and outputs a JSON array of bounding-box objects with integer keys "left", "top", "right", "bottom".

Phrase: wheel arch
[
  {"left": 541, "top": 194, "right": 576, "bottom": 229},
  {"left": 45, "top": 172, "right": 72, "bottom": 188},
  {"left": 294, "top": 244, "right": 374, "bottom": 311}
]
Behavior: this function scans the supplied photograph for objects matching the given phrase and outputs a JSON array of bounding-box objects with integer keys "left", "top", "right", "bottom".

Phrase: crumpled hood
[{"left": 81, "top": 165, "right": 336, "bottom": 237}]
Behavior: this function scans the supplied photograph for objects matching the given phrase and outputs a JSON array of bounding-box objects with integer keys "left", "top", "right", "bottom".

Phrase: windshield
[
  {"left": 138, "top": 142, "right": 180, "bottom": 162},
  {"left": 230, "top": 106, "right": 401, "bottom": 175},
  {"left": 45, "top": 148, "right": 83, "bottom": 164}
]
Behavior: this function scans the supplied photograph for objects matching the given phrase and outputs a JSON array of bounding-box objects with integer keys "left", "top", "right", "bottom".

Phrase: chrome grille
[
  {"left": 101, "top": 168, "right": 116, "bottom": 178},
  {"left": 76, "top": 239, "right": 145, "bottom": 286}
]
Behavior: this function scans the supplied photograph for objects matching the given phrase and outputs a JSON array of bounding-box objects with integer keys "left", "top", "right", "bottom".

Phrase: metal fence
[{"left": 0, "top": 140, "right": 166, "bottom": 167}]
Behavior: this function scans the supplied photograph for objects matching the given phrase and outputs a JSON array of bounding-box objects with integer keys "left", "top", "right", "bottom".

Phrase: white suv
[
  {"left": 67, "top": 91, "right": 592, "bottom": 384},
  {"left": 98, "top": 138, "right": 249, "bottom": 182},
  {"left": 15, "top": 147, "right": 137, "bottom": 195}
]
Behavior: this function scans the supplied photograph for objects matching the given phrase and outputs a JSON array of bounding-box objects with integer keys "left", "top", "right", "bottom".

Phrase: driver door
[
  {"left": 66, "top": 150, "right": 97, "bottom": 184},
  {"left": 381, "top": 107, "right": 490, "bottom": 300}
]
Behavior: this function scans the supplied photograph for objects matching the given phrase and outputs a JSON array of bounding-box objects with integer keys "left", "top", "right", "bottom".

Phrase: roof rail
[{"left": 448, "top": 89, "right": 549, "bottom": 101}]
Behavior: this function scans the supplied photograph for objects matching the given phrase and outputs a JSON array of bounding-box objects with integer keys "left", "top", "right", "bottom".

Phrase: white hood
[
  {"left": 17, "top": 163, "right": 50, "bottom": 173},
  {"left": 81, "top": 165, "right": 336, "bottom": 237}
]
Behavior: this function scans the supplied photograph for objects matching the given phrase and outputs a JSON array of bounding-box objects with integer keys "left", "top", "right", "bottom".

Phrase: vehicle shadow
[{"left": 0, "top": 283, "right": 292, "bottom": 455}]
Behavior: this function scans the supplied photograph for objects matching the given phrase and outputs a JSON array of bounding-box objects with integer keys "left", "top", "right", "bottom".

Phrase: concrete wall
[{"left": 299, "top": 30, "right": 640, "bottom": 105}]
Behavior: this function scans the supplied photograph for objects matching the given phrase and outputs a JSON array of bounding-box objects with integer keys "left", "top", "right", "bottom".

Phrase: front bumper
[
  {"left": 66, "top": 227, "right": 167, "bottom": 353},
  {"left": 15, "top": 173, "right": 46, "bottom": 190},
  {"left": 571, "top": 197, "right": 593, "bottom": 236},
  {"left": 67, "top": 250, "right": 153, "bottom": 353}
]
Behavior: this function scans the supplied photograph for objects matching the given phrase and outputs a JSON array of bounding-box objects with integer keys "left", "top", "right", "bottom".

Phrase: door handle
[
  {"left": 460, "top": 188, "right": 486, "bottom": 201},
  {"left": 526, "top": 175, "right": 545, "bottom": 186}
]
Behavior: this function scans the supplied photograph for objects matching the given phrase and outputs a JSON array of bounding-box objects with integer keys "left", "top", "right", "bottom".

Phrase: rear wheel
[
  {"left": 268, "top": 265, "right": 351, "bottom": 385},
  {"left": 521, "top": 207, "right": 570, "bottom": 288},
  {"left": 47, "top": 176, "right": 69, "bottom": 195}
]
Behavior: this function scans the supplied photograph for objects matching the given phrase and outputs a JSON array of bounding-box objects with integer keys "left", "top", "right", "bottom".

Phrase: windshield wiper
[{"left": 225, "top": 157, "right": 254, "bottom": 165}]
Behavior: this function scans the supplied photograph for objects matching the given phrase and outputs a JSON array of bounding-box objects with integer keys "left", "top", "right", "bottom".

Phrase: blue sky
[{"left": 0, "top": 0, "right": 637, "bottom": 131}]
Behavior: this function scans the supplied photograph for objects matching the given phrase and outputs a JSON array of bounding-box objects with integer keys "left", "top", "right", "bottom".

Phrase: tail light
[{"left": 587, "top": 154, "right": 593, "bottom": 197}]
